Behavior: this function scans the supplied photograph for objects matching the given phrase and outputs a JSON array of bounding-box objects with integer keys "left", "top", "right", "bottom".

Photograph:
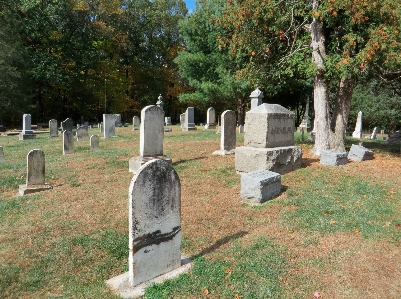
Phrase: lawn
[{"left": 1, "top": 126, "right": 400, "bottom": 299}]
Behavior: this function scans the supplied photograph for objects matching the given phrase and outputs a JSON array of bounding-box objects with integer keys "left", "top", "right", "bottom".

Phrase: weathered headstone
[
  {"left": 238, "top": 125, "right": 244, "bottom": 134},
  {"left": 386, "top": 131, "right": 401, "bottom": 145},
  {"left": 63, "top": 130, "right": 74, "bottom": 155},
  {"left": 204, "top": 107, "right": 216, "bottom": 130},
  {"left": 99, "top": 122, "right": 103, "bottom": 133},
  {"left": 76, "top": 126, "right": 89, "bottom": 141},
  {"left": 129, "top": 106, "right": 172, "bottom": 173},
  {"left": 183, "top": 107, "right": 196, "bottom": 131},
  {"left": 90, "top": 135, "right": 100, "bottom": 151},
  {"left": 235, "top": 104, "right": 302, "bottom": 174},
  {"left": 103, "top": 114, "right": 118, "bottom": 138},
  {"left": 250, "top": 87, "right": 264, "bottom": 110},
  {"left": 19, "top": 114, "right": 36, "bottom": 140},
  {"left": 0, "top": 146, "right": 5, "bottom": 162},
  {"left": 180, "top": 113, "right": 185, "bottom": 130},
  {"left": 371, "top": 127, "right": 378, "bottom": 139},
  {"left": 348, "top": 144, "right": 374, "bottom": 162},
  {"left": 213, "top": 110, "right": 236, "bottom": 155},
  {"left": 115, "top": 114, "right": 122, "bottom": 127},
  {"left": 83, "top": 121, "right": 89, "bottom": 127},
  {"left": 165, "top": 117, "right": 172, "bottom": 126},
  {"left": 241, "top": 170, "right": 281, "bottom": 203},
  {"left": 320, "top": 150, "right": 348, "bottom": 166},
  {"left": 19, "top": 149, "right": 52, "bottom": 195},
  {"left": 352, "top": 111, "right": 363, "bottom": 139},
  {"left": 61, "top": 118, "right": 74, "bottom": 132},
  {"left": 49, "top": 119, "right": 58, "bottom": 137},
  {"left": 132, "top": 116, "right": 140, "bottom": 131}
]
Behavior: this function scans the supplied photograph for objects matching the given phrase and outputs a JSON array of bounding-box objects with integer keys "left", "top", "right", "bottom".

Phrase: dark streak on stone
[{"left": 132, "top": 226, "right": 181, "bottom": 254}]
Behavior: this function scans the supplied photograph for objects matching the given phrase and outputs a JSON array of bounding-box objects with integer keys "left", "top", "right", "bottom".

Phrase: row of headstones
[{"left": 320, "top": 144, "right": 374, "bottom": 166}]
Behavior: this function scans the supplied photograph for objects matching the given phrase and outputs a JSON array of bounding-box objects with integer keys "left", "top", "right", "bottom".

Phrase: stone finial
[
  {"left": 156, "top": 94, "right": 164, "bottom": 111},
  {"left": 249, "top": 88, "right": 264, "bottom": 110}
]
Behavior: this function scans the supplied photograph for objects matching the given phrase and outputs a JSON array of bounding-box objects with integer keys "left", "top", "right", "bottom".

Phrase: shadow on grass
[
  {"left": 172, "top": 156, "right": 207, "bottom": 166},
  {"left": 301, "top": 157, "right": 320, "bottom": 168},
  {"left": 190, "top": 231, "right": 248, "bottom": 260}
]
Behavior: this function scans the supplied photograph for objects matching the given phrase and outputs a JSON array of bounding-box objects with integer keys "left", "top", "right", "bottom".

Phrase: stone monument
[
  {"left": 250, "top": 87, "right": 264, "bottom": 110},
  {"left": 63, "top": 130, "right": 74, "bottom": 155},
  {"left": 352, "top": 111, "right": 363, "bottom": 139},
  {"left": 180, "top": 113, "right": 185, "bottom": 130},
  {"left": 213, "top": 110, "right": 236, "bottom": 155},
  {"left": 204, "top": 107, "right": 216, "bottom": 130},
  {"left": 76, "top": 126, "right": 89, "bottom": 141},
  {"left": 49, "top": 119, "right": 58, "bottom": 137},
  {"left": 165, "top": 117, "right": 172, "bottom": 126},
  {"left": 103, "top": 114, "right": 118, "bottom": 138},
  {"left": 156, "top": 94, "right": 164, "bottom": 111},
  {"left": 240, "top": 170, "right": 281, "bottom": 203},
  {"left": 348, "top": 144, "right": 374, "bottom": 162},
  {"left": 320, "top": 150, "right": 348, "bottom": 166},
  {"left": 19, "top": 114, "right": 36, "bottom": 140},
  {"left": 61, "top": 118, "right": 73, "bottom": 132},
  {"left": 90, "top": 135, "right": 100, "bottom": 151},
  {"left": 370, "top": 127, "right": 378, "bottom": 139},
  {"left": 132, "top": 116, "right": 140, "bottom": 131},
  {"left": 183, "top": 107, "right": 196, "bottom": 131}
]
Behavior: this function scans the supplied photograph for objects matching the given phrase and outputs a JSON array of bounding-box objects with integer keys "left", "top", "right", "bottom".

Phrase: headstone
[
  {"left": 320, "top": 150, "right": 348, "bottom": 166},
  {"left": 61, "top": 118, "right": 74, "bottom": 132},
  {"left": 115, "top": 114, "right": 122, "bottom": 127},
  {"left": 352, "top": 111, "right": 363, "bottom": 139},
  {"left": 63, "top": 130, "right": 74, "bottom": 155},
  {"left": 124, "top": 123, "right": 129, "bottom": 127},
  {"left": 250, "top": 88, "right": 264, "bottom": 110},
  {"left": 49, "top": 119, "right": 58, "bottom": 137},
  {"left": 183, "top": 107, "right": 196, "bottom": 131},
  {"left": 103, "top": 114, "right": 118, "bottom": 138},
  {"left": 299, "top": 97, "right": 312, "bottom": 132},
  {"left": 165, "top": 117, "right": 172, "bottom": 126},
  {"left": 240, "top": 170, "right": 281, "bottom": 203},
  {"left": 90, "top": 135, "right": 100, "bottom": 151},
  {"left": 129, "top": 106, "right": 172, "bottom": 173},
  {"left": 216, "top": 127, "right": 221, "bottom": 134},
  {"left": 180, "top": 113, "right": 185, "bottom": 130},
  {"left": 213, "top": 110, "right": 236, "bottom": 155},
  {"left": 99, "top": 123, "right": 103, "bottom": 133},
  {"left": 19, "top": 114, "right": 36, "bottom": 140},
  {"left": 164, "top": 128, "right": 172, "bottom": 132},
  {"left": 156, "top": 94, "right": 164, "bottom": 111},
  {"left": 348, "top": 144, "right": 374, "bottom": 162},
  {"left": 235, "top": 104, "right": 302, "bottom": 174},
  {"left": 386, "top": 131, "right": 401, "bottom": 145},
  {"left": 238, "top": 125, "right": 244, "bottom": 133},
  {"left": 132, "top": 116, "right": 140, "bottom": 131},
  {"left": 76, "top": 126, "right": 89, "bottom": 141},
  {"left": 204, "top": 107, "right": 216, "bottom": 130},
  {"left": 371, "top": 127, "right": 378, "bottom": 139},
  {"left": 0, "top": 146, "right": 5, "bottom": 162},
  {"left": 84, "top": 121, "right": 89, "bottom": 127},
  {"left": 19, "top": 149, "right": 52, "bottom": 196}
]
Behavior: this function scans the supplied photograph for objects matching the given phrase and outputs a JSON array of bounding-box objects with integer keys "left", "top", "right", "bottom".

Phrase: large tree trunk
[
  {"left": 309, "top": 2, "right": 331, "bottom": 157},
  {"left": 330, "top": 77, "right": 355, "bottom": 151}
]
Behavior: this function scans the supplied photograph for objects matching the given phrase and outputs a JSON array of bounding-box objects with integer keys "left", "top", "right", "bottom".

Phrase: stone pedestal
[
  {"left": 129, "top": 156, "right": 172, "bottom": 174},
  {"left": 241, "top": 170, "right": 281, "bottom": 203},
  {"left": 320, "top": 150, "right": 348, "bottom": 166},
  {"left": 348, "top": 144, "right": 374, "bottom": 162}
]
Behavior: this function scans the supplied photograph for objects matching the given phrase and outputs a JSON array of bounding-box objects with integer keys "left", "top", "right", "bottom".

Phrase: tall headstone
[
  {"left": 61, "top": 118, "right": 74, "bottom": 132},
  {"left": 0, "top": 146, "right": 5, "bottom": 162},
  {"left": 76, "top": 126, "right": 89, "bottom": 141},
  {"left": 63, "top": 130, "right": 74, "bottom": 155},
  {"left": 129, "top": 106, "right": 172, "bottom": 173},
  {"left": 250, "top": 88, "right": 264, "bottom": 110},
  {"left": 103, "top": 114, "right": 118, "bottom": 138},
  {"left": 235, "top": 104, "right": 302, "bottom": 174},
  {"left": 165, "top": 117, "right": 172, "bottom": 126},
  {"left": 180, "top": 113, "right": 185, "bottom": 130},
  {"left": 49, "top": 119, "right": 58, "bottom": 137},
  {"left": 90, "top": 135, "right": 100, "bottom": 151},
  {"left": 19, "top": 149, "right": 52, "bottom": 195},
  {"left": 183, "top": 107, "right": 196, "bottom": 131},
  {"left": 99, "top": 123, "right": 103, "bottom": 133},
  {"left": 19, "top": 114, "right": 36, "bottom": 140},
  {"left": 132, "top": 116, "right": 140, "bottom": 131},
  {"left": 352, "top": 111, "right": 363, "bottom": 139},
  {"left": 370, "top": 127, "right": 378, "bottom": 139},
  {"left": 204, "top": 107, "right": 216, "bottom": 130},
  {"left": 213, "top": 110, "right": 236, "bottom": 155}
]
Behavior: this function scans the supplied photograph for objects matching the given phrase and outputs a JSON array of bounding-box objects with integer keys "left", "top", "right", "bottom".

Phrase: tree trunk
[
  {"left": 309, "top": 4, "right": 331, "bottom": 157},
  {"left": 330, "top": 77, "right": 354, "bottom": 151}
]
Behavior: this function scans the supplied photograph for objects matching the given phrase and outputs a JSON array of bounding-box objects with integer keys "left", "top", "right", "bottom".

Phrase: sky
[{"left": 184, "top": 0, "right": 196, "bottom": 12}]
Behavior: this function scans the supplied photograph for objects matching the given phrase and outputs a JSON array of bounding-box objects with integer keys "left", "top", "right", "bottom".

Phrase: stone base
[
  {"left": 106, "top": 257, "right": 192, "bottom": 299},
  {"left": 19, "top": 133, "right": 36, "bottom": 140},
  {"left": 241, "top": 170, "right": 281, "bottom": 203},
  {"left": 164, "top": 128, "right": 172, "bottom": 132},
  {"left": 182, "top": 126, "right": 197, "bottom": 131},
  {"left": 320, "top": 150, "right": 348, "bottom": 166},
  {"left": 19, "top": 184, "right": 53, "bottom": 196},
  {"left": 212, "top": 149, "right": 235, "bottom": 156},
  {"left": 129, "top": 155, "right": 172, "bottom": 174},
  {"left": 204, "top": 124, "right": 216, "bottom": 130},
  {"left": 235, "top": 146, "right": 302, "bottom": 175},
  {"left": 348, "top": 144, "right": 374, "bottom": 162}
]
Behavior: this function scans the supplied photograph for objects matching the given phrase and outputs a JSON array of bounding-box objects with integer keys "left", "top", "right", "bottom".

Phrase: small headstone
[
  {"left": 241, "top": 170, "right": 281, "bottom": 203},
  {"left": 320, "top": 150, "right": 348, "bottom": 166},
  {"left": 180, "top": 113, "right": 185, "bottom": 130},
  {"left": 371, "top": 127, "right": 378, "bottom": 139},
  {"left": 213, "top": 110, "right": 236, "bottom": 155},
  {"left": 250, "top": 88, "right": 264, "bottom": 110},
  {"left": 63, "top": 130, "right": 74, "bottom": 155},
  {"left": 103, "top": 114, "right": 117, "bottom": 138},
  {"left": 49, "top": 119, "right": 58, "bottom": 137},
  {"left": 19, "top": 149, "right": 52, "bottom": 195},
  {"left": 76, "top": 126, "right": 89, "bottom": 141},
  {"left": 90, "top": 135, "right": 100, "bottom": 151},
  {"left": 132, "top": 116, "right": 140, "bottom": 131},
  {"left": 183, "top": 107, "right": 196, "bottom": 131},
  {"left": 61, "top": 118, "right": 74, "bottom": 132},
  {"left": 352, "top": 111, "right": 363, "bottom": 139},
  {"left": 165, "top": 117, "right": 172, "bottom": 126},
  {"left": 115, "top": 114, "right": 122, "bottom": 127},
  {"left": 238, "top": 125, "right": 244, "bottom": 133},
  {"left": 216, "top": 127, "right": 221, "bottom": 134},
  {"left": 0, "top": 146, "right": 5, "bottom": 162},
  {"left": 84, "top": 121, "right": 89, "bottom": 127},
  {"left": 348, "top": 144, "right": 374, "bottom": 162},
  {"left": 100, "top": 122, "right": 103, "bottom": 133},
  {"left": 124, "top": 123, "right": 129, "bottom": 127},
  {"left": 19, "top": 114, "right": 36, "bottom": 140},
  {"left": 164, "top": 128, "right": 172, "bottom": 132},
  {"left": 204, "top": 107, "right": 216, "bottom": 129}
]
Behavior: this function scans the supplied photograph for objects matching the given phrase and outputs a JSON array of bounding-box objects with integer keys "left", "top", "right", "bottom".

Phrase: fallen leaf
[
  {"left": 203, "top": 289, "right": 210, "bottom": 295},
  {"left": 288, "top": 233, "right": 296, "bottom": 239},
  {"left": 395, "top": 224, "right": 401, "bottom": 228},
  {"left": 206, "top": 206, "right": 211, "bottom": 212},
  {"left": 383, "top": 221, "right": 391, "bottom": 227},
  {"left": 314, "top": 291, "right": 321, "bottom": 298},
  {"left": 361, "top": 194, "right": 367, "bottom": 198},
  {"left": 329, "top": 220, "right": 336, "bottom": 225},
  {"left": 225, "top": 268, "right": 231, "bottom": 274},
  {"left": 235, "top": 294, "right": 241, "bottom": 299}
]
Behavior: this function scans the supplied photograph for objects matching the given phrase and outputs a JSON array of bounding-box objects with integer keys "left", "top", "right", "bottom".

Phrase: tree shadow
[
  {"left": 301, "top": 157, "right": 320, "bottom": 168},
  {"left": 172, "top": 156, "right": 207, "bottom": 166},
  {"left": 190, "top": 231, "right": 248, "bottom": 260}
]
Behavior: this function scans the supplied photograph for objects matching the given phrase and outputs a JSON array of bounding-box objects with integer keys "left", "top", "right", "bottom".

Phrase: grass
[{"left": 0, "top": 125, "right": 401, "bottom": 298}]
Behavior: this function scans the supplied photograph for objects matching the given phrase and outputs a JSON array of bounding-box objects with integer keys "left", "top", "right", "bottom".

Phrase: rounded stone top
[{"left": 249, "top": 88, "right": 264, "bottom": 99}]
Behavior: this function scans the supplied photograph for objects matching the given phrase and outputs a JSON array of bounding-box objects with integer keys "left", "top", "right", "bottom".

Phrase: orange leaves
[{"left": 203, "top": 288, "right": 210, "bottom": 295}]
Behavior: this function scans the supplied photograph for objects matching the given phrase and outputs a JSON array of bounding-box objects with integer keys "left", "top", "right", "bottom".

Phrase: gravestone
[
  {"left": 49, "top": 119, "right": 58, "bottom": 137},
  {"left": 183, "top": 107, "right": 196, "bottom": 131},
  {"left": 156, "top": 94, "right": 164, "bottom": 111},
  {"left": 63, "top": 130, "right": 74, "bottom": 155},
  {"left": 0, "top": 146, "right": 5, "bottom": 162},
  {"left": 348, "top": 144, "right": 374, "bottom": 162},
  {"left": 238, "top": 125, "right": 244, "bottom": 133},
  {"left": 61, "top": 118, "right": 74, "bottom": 132},
  {"left": 115, "top": 114, "right": 122, "bottom": 127},
  {"left": 19, "top": 149, "right": 52, "bottom": 195},
  {"left": 213, "top": 110, "right": 236, "bottom": 155},
  {"left": 129, "top": 106, "right": 172, "bottom": 173},
  {"left": 164, "top": 128, "right": 172, "bottom": 132},
  {"left": 371, "top": 127, "right": 378, "bottom": 139},
  {"left": 165, "top": 117, "right": 172, "bottom": 125},
  {"left": 241, "top": 170, "right": 281, "bottom": 203},
  {"left": 19, "top": 114, "right": 36, "bottom": 140},
  {"left": 320, "top": 150, "right": 348, "bottom": 166},
  {"left": 90, "top": 135, "right": 100, "bottom": 151},
  {"left": 386, "top": 131, "right": 401, "bottom": 145},
  {"left": 180, "top": 113, "right": 185, "bottom": 130},
  {"left": 76, "top": 126, "right": 89, "bottom": 141},
  {"left": 299, "top": 97, "right": 311, "bottom": 132},
  {"left": 235, "top": 104, "right": 302, "bottom": 174},
  {"left": 99, "top": 123, "right": 103, "bottom": 133},
  {"left": 132, "top": 116, "right": 140, "bottom": 131},
  {"left": 103, "top": 114, "right": 118, "bottom": 138},
  {"left": 204, "top": 107, "right": 216, "bottom": 130},
  {"left": 84, "top": 121, "right": 89, "bottom": 127},
  {"left": 352, "top": 111, "right": 363, "bottom": 139},
  {"left": 250, "top": 87, "right": 264, "bottom": 110}
]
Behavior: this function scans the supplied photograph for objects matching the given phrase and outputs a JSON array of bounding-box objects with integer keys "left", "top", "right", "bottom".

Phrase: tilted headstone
[
  {"left": 19, "top": 114, "right": 36, "bottom": 140},
  {"left": 49, "top": 119, "right": 58, "bottom": 137},
  {"left": 165, "top": 117, "right": 172, "bottom": 126},
  {"left": 90, "top": 135, "right": 100, "bottom": 151},
  {"left": 103, "top": 114, "right": 117, "bottom": 138},
  {"left": 61, "top": 118, "right": 74, "bottom": 132},
  {"left": 241, "top": 170, "right": 281, "bottom": 203},
  {"left": 132, "top": 116, "right": 140, "bottom": 131},
  {"left": 239, "top": 125, "right": 244, "bottom": 133},
  {"left": 320, "top": 150, "right": 348, "bottom": 166},
  {"left": 76, "top": 126, "right": 89, "bottom": 141},
  {"left": 352, "top": 111, "right": 363, "bottom": 139},
  {"left": 371, "top": 127, "right": 378, "bottom": 139},
  {"left": 213, "top": 110, "right": 236, "bottom": 155},
  {"left": 180, "top": 113, "right": 185, "bottom": 130},
  {"left": 19, "top": 149, "right": 52, "bottom": 195},
  {"left": 63, "top": 130, "right": 74, "bottom": 155},
  {"left": 0, "top": 146, "right": 5, "bottom": 162},
  {"left": 204, "top": 107, "right": 216, "bottom": 130},
  {"left": 250, "top": 87, "right": 264, "bottom": 110},
  {"left": 348, "top": 144, "right": 374, "bottom": 162},
  {"left": 183, "top": 107, "right": 196, "bottom": 131},
  {"left": 129, "top": 159, "right": 181, "bottom": 287}
]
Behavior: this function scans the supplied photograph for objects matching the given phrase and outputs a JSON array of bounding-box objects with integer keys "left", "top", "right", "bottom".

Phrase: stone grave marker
[
  {"left": 19, "top": 149, "right": 52, "bottom": 195},
  {"left": 250, "top": 87, "right": 264, "bottom": 110},
  {"left": 19, "top": 114, "right": 36, "bottom": 140},
  {"left": 115, "top": 114, "right": 122, "bottom": 127},
  {"left": 348, "top": 144, "right": 374, "bottom": 162},
  {"left": 156, "top": 94, "right": 164, "bottom": 110},
  {"left": 320, "top": 150, "right": 348, "bottom": 166},
  {"left": 238, "top": 125, "right": 244, "bottom": 133},
  {"left": 49, "top": 119, "right": 58, "bottom": 137},
  {"left": 183, "top": 107, "right": 196, "bottom": 131},
  {"left": 371, "top": 127, "right": 378, "bottom": 139},
  {"left": 213, "top": 110, "right": 236, "bottom": 155},
  {"left": 0, "top": 146, "right": 5, "bottom": 162},
  {"left": 103, "top": 114, "right": 118, "bottom": 138},
  {"left": 180, "top": 113, "right": 185, "bottom": 130},
  {"left": 76, "top": 126, "right": 89, "bottom": 141},
  {"left": 90, "top": 135, "right": 100, "bottom": 151},
  {"left": 99, "top": 122, "right": 103, "bottom": 133},
  {"left": 204, "top": 107, "right": 216, "bottom": 130},
  {"left": 132, "top": 116, "right": 140, "bottom": 131},
  {"left": 61, "top": 118, "right": 74, "bottom": 132},
  {"left": 165, "top": 117, "right": 172, "bottom": 126},
  {"left": 298, "top": 97, "right": 311, "bottom": 132},
  {"left": 241, "top": 170, "right": 281, "bottom": 203},
  {"left": 352, "top": 111, "right": 363, "bottom": 139},
  {"left": 63, "top": 130, "right": 74, "bottom": 155}
]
